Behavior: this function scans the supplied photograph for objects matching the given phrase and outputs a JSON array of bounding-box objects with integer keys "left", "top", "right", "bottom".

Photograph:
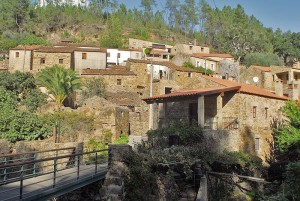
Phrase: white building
[
  {"left": 107, "top": 49, "right": 143, "bottom": 66},
  {"left": 39, "top": 0, "right": 89, "bottom": 7}
]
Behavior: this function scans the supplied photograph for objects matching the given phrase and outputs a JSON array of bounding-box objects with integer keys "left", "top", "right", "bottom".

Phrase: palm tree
[
  {"left": 36, "top": 65, "right": 81, "bottom": 143},
  {"left": 36, "top": 65, "right": 81, "bottom": 108}
]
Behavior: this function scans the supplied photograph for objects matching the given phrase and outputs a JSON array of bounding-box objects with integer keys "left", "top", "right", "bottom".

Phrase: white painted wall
[
  {"left": 107, "top": 49, "right": 131, "bottom": 65},
  {"left": 147, "top": 64, "right": 171, "bottom": 80}
]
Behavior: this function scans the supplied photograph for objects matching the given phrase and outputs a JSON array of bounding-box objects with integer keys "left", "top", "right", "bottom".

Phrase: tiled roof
[
  {"left": 143, "top": 86, "right": 241, "bottom": 102},
  {"left": 192, "top": 53, "right": 234, "bottom": 58},
  {"left": 54, "top": 42, "right": 100, "bottom": 48},
  {"left": 35, "top": 47, "right": 75, "bottom": 53},
  {"left": 150, "top": 49, "right": 169, "bottom": 54},
  {"left": 81, "top": 68, "right": 136, "bottom": 76},
  {"left": 10, "top": 45, "right": 43, "bottom": 51},
  {"left": 128, "top": 59, "right": 201, "bottom": 73},
  {"left": 35, "top": 46, "right": 106, "bottom": 53},
  {"left": 202, "top": 75, "right": 288, "bottom": 100},
  {"left": 252, "top": 66, "right": 271, "bottom": 72}
]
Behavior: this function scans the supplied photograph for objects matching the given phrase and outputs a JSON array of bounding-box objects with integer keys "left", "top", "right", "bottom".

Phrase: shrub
[
  {"left": 244, "top": 53, "right": 284, "bottom": 67},
  {"left": 80, "top": 77, "right": 106, "bottom": 100},
  {"left": 113, "top": 134, "right": 129, "bottom": 144},
  {"left": 182, "top": 61, "right": 214, "bottom": 75}
]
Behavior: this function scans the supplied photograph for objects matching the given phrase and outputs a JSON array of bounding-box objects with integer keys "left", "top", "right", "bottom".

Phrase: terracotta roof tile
[
  {"left": 128, "top": 59, "right": 201, "bottom": 73},
  {"left": 35, "top": 46, "right": 106, "bottom": 53},
  {"left": 252, "top": 66, "right": 271, "bottom": 72},
  {"left": 10, "top": 45, "right": 43, "bottom": 50},
  {"left": 192, "top": 53, "right": 234, "bottom": 58},
  {"left": 202, "top": 75, "right": 288, "bottom": 100},
  {"left": 143, "top": 86, "right": 241, "bottom": 102},
  {"left": 81, "top": 68, "right": 136, "bottom": 76}
]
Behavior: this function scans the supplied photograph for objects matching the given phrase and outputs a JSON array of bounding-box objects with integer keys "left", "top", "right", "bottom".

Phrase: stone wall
[
  {"left": 32, "top": 52, "right": 72, "bottom": 73},
  {"left": 74, "top": 51, "right": 106, "bottom": 73}
]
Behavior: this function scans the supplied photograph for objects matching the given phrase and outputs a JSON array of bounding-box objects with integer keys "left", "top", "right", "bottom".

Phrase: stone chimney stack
[
  {"left": 275, "top": 80, "right": 283, "bottom": 97},
  {"left": 288, "top": 80, "right": 299, "bottom": 100}
]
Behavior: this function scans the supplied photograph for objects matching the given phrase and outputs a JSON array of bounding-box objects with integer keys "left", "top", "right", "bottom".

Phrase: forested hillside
[{"left": 0, "top": 0, "right": 300, "bottom": 63}]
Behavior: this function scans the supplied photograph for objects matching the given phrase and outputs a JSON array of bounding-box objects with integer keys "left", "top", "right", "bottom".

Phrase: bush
[
  {"left": 182, "top": 61, "right": 214, "bottom": 75},
  {"left": 244, "top": 53, "right": 284, "bottom": 67},
  {"left": 80, "top": 77, "right": 106, "bottom": 100},
  {"left": 113, "top": 134, "right": 129, "bottom": 144},
  {"left": 285, "top": 161, "right": 300, "bottom": 200}
]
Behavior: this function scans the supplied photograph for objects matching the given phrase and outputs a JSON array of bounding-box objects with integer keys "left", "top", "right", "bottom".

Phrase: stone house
[
  {"left": 240, "top": 65, "right": 300, "bottom": 100},
  {"left": 8, "top": 45, "right": 42, "bottom": 72},
  {"left": 9, "top": 44, "right": 107, "bottom": 74},
  {"left": 143, "top": 75, "right": 288, "bottom": 160},
  {"left": 190, "top": 53, "right": 235, "bottom": 74},
  {"left": 81, "top": 59, "right": 207, "bottom": 136},
  {"left": 171, "top": 43, "right": 210, "bottom": 55},
  {"left": 129, "top": 38, "right": 172, "bottom": 62}
]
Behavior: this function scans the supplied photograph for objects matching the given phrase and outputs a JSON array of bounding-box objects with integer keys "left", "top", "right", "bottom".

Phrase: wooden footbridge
[{"left": 0, "top": 147, "right": 109, "bottom": 201}]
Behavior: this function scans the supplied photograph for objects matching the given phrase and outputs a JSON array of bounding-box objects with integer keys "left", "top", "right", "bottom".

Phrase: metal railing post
[
  {"left": 53, "top": 158, "right": 57, "bottom": 188},
  {"left": 77, "top": 155, "right": 80, "bottom": 180},
  {"left": 20, "top": 165, "right": 24, "bottom": 199},
  {"left": 33, "top": 153, "right": 36, "bottom": 177},
  {"left": 3, "top": 157, "right": 7, "bottom": 183},
  {"left": 95, "top": 152, "right": 98, "bottom": 174}
]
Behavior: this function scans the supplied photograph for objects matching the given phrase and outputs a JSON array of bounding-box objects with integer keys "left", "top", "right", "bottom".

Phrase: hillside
[{"left": 1, "top": 1, "right": 300, "bottom": 64}]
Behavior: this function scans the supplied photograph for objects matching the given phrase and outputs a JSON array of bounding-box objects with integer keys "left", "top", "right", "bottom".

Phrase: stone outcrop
[{"left": 100, "top": 145, "right": 131, "bottom": 201}]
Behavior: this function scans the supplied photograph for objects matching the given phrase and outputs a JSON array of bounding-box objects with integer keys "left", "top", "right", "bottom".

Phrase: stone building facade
[
  {"left": 9, "top": 44, "right": 107, "bottom": 74},
  {"left": 143, "top": 76, "right": 288, "bottom": 161},
  {"left": 240, "top": 65, "right": 300, "bottom": 100},
  {"left": 171, "top": 43, "right": 209, "bottom": 55},
  {"left": 8, "top": 45, "right": 42, "bottom": 72}
]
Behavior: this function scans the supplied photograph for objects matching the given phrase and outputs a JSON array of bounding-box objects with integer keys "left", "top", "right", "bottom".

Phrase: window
[
  {"left": 188, "top": 72, "right": 192, "bottom": 78},
  {"left": 163, "top": 54, "right": 168, "bottom": 59},
  {"left": 15, "top": 52, "right": 19, "bottom": 58},
  {"left": 253, "top": 106, "right": 257, "bottom": 118},
  {"left": 117, "top": 79, "right": 122, "bottom": 85},
  {"left": 265, "top": 107, "right": 268, "bottom": 119},
  {"left": 201, "top": 47, "right": 204, "bottom": 52},
  {"left": 272, "top": 75, "right": 275, "bottom": 81},
  {"left": 255, "top": 138, "right": 260, "bottom": 151},
  {"left": 40, "top": 58, "right": 45, "bottom": 64},
  {"left": 211, "top": 63, "right": 214, "bottom": 70},
  {"left": 189, "top": 46, "right": 192, "bottom": 50},
  {"left": 165, "top": 87, "right": 172, "bottom": 94},
  {"left": 117, "top": 53, "right": 121, "bottom": 58},
  {"left": 136, "top": 53, "right": 139, "bottom": 59},
  {"left": 196, "top": 61, "right": 200, "bottom": 67},
  {"left": 82, "top": 53, "right": 87, "bottom": 60},
  {"left": 59, "top": 59, "right": 63, "bottom": 64}
]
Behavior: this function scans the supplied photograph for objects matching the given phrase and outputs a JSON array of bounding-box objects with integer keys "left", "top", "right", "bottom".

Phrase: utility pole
[{"left": 148, "top": 59, "right": 154, "bottom": 129}]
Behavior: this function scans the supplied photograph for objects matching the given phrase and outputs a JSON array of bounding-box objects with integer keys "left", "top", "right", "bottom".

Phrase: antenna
[{"left": 253, "top": 77, "right": 259, "bottom": 83}]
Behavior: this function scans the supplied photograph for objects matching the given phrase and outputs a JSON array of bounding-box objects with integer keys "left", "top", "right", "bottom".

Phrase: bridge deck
[{"left": 0, "top": 163, "right": 108, "bottom": 201}]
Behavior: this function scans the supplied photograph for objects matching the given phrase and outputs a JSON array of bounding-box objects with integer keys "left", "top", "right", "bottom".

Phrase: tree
[
  {"left": 244, "top": 53, "right": 284, "bottom": 67},
  {"left": 36, "top": 65, "right": 81, "bottom": 108}
]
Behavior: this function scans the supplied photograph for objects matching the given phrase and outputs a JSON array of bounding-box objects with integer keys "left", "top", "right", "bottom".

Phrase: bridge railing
[
  {"left": 0, "top": 147, "right": 76, "bottom": 184},
  {"left": 0, "top": 149, "right": 108, "bottom": 200}
]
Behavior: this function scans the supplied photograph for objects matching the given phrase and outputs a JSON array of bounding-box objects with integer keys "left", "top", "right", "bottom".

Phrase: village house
[
  {"left": 8, "top": 44, "right": 107, "bottom": 74},
  {"left": 8, "top": 45, "right": 42, "bottom": 72},
  {"left": 106, "top": 48, "right": 143, "bottom": 66},
  {"left": 129, "top": 38, "right": 172, "bottom": 62},
  {"left": 171, "top": 42, "right": 210, "bottom": 55},
  {"left": 240, "top": 65, "right": 300, "bottom": 100},
  {"left": 190, "top": 53, "right": 235, "bottom": 74},
  {"left": 81, "top": 59, "right": 208, "bottom": 136},
  {"left": 143, "top": 75, "right": 288, "bottom": 161}
]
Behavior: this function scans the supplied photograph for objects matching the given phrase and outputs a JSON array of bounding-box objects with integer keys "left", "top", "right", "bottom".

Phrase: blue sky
[{"left": 118, "top": 0, "right": 300, "bottom": 33}]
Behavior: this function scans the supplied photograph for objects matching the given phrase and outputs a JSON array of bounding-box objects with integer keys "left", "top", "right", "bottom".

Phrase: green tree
[
  {"left": 244, "top": 53, "right": 284, "bottom": 67},
  {"left": 36, "top": 65, "right": 81, "bottom": 107}
]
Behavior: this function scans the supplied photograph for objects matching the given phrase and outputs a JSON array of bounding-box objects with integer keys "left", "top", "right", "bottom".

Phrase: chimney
[
  {"left": 288, "top": 80, "right": 299, "bottom": 100},
  {"left": 274, "top": 80, "right": 283, "bottom": 97}
]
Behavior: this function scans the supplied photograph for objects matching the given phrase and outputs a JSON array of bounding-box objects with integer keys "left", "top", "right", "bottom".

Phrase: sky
[{"left": 118, "top": 0, "right": 300, "bottom": 33}]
